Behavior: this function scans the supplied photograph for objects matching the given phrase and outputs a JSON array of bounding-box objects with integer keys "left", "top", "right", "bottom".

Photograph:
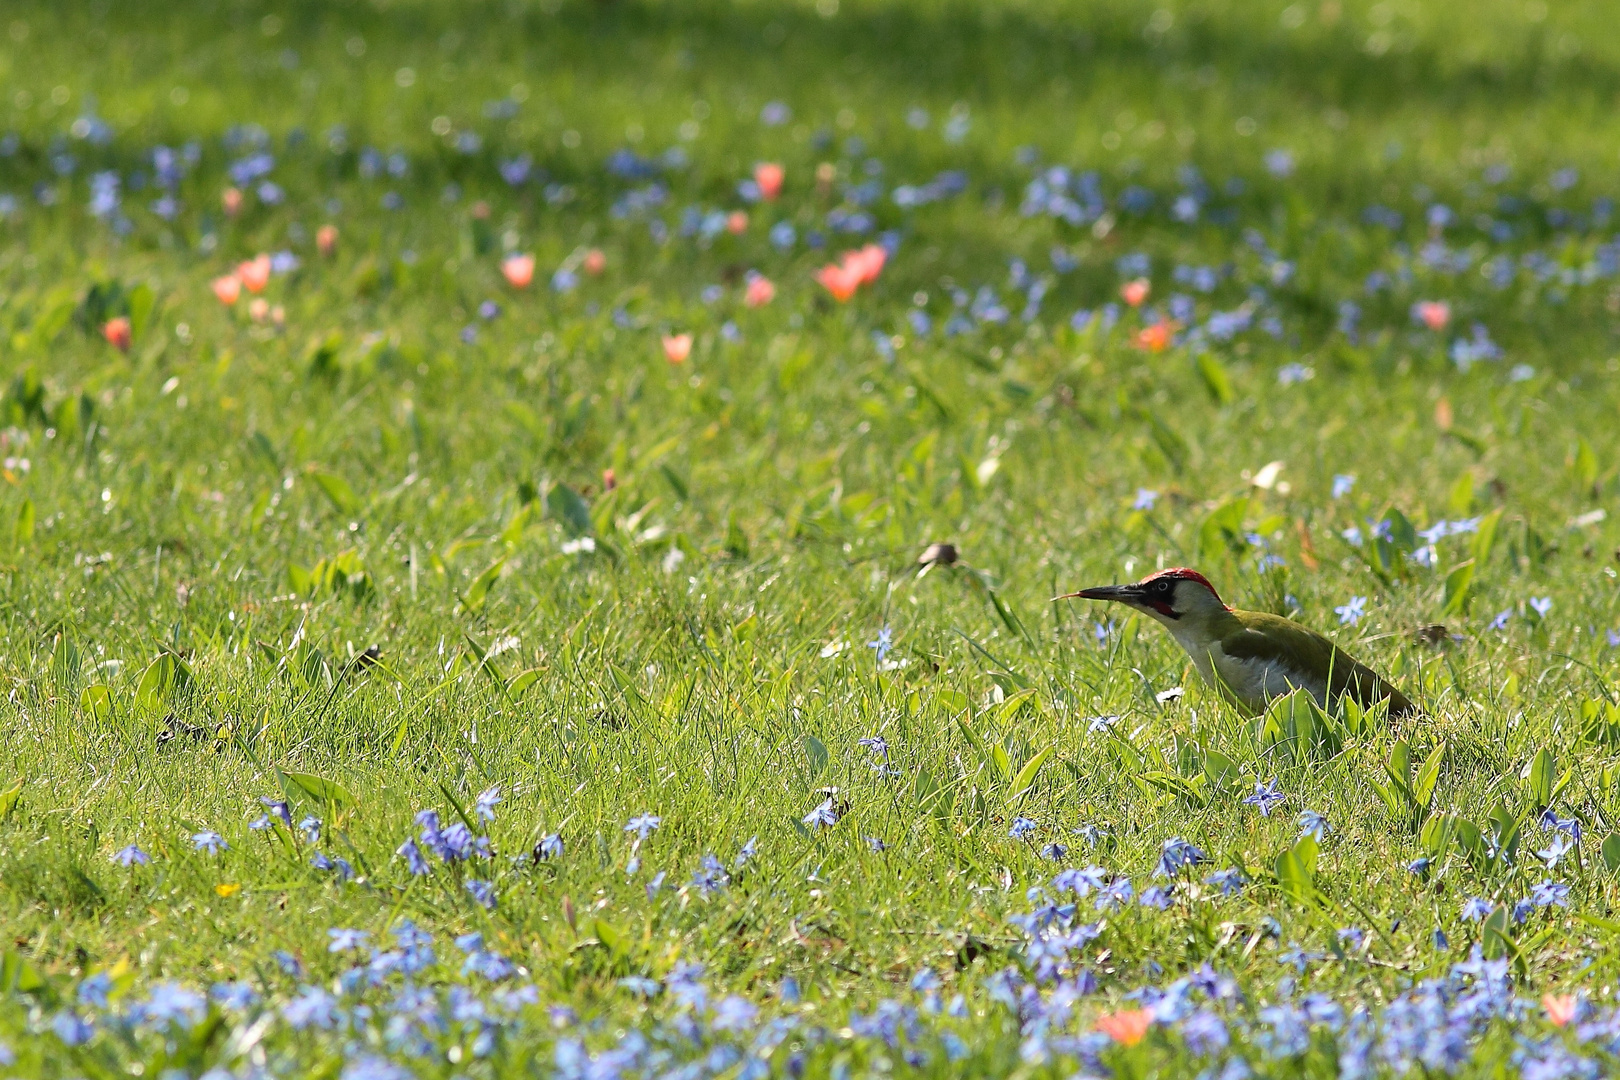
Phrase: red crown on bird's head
[{"left": 1138, "top": 568, "right": 1229, "bottom": 609}]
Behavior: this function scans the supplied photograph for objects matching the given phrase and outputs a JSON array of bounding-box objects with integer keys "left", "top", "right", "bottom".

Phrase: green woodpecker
[{"left": 1059, "top": 568, "right": 1415, "bottom": 717}]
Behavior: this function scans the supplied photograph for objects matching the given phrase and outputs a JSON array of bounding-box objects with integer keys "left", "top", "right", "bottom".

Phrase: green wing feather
[{"left": 1222, "top": 611, "right": 1416, "bottom": 717}]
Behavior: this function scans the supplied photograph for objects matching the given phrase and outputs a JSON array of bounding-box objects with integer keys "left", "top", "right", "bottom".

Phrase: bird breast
[{"left": 1188, "top": 639, "right": 1328, "bottom": 713}]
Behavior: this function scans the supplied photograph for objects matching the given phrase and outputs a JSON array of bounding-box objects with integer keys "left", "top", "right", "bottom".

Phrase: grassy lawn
[{"left": 3, "top": 0, "right": 1620, "bottom": 1075}]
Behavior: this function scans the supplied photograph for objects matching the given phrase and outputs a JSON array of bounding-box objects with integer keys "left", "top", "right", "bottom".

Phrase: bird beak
[{"left": 1052, "top": 584, "right": 1141, "bottom": 603}]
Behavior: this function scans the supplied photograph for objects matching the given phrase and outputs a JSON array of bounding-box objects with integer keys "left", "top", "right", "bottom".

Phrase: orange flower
[
  {"left": 316, "top": 224, "right": 339, "bottom": 257},
  {"left": 237, "top": 254, "right": 271, "bottom": 294},
  {"left": 745, "top": 274, "right": 776, "bottom": 308},
  {"left": 1095, "top": 1009, "right": 1153, "bottom": 1046},
  {"left": 1121, "top": 278, "right": 1151, "bottom": 307},
  {"left": 1544, "top": 993, "right": 1577, "bottom": 1027},
  {"left": 726, "top": 211, "right": 749, "bottom": 235},
  {"left": 815, "top": 263, "right": 862, "bottom": 302},
  {"left": 1416, "top": 300, "right": 1450, "bottom": 331},
  {"left": 221, "top": 187, "right": 243, "bottom": 217},
  {"left": 501, "top": 254, "right": 535, "bottom": 289},
  {"left": 583, "top": 248, "right": 607, "bottom": 276},
  {"left": 248, "top": 298, "right": 270, "bottom": 323},
  {"left": 212, "top": 274, "right": 242, "bottom": 306},
  {"left": 1133, "top": 321, "right": 1177, "bottom": 352},
  {"left": 602, "top": 468, "right": 617, "bottom": 491},
  {"left": 754, "top": 162, "right": 784, "bottom": 201},
  {"left": 662, "top": 333, "right": 693, "bottom": 363},
  {"left": 102, "top": 316, "right": 131, "bottom": 353}
]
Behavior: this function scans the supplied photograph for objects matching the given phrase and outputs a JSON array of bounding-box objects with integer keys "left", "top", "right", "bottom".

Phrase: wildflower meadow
[{"left": 6, "top": 0, "right": 1620, "bottom": 1076}]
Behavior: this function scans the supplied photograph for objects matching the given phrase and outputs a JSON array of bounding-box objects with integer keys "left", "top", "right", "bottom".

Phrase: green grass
[{"left": 3, "top": 0, "right": 1620, "bottom": 1075}]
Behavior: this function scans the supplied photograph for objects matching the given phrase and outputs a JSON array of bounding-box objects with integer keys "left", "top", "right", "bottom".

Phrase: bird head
[{"left": 1056, "top": 568, "right": 1231, "bottom": 627}]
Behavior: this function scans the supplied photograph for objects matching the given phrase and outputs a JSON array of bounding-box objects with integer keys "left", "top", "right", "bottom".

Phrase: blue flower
[
  {"left": 858, "top": 735, "right": 890, "bottom": 758},
  {"left": 802, "top": 799, "right": 840, "bottom": 829},
  {"left": 1008, "top": 817, "right": 1038, "bottom": 839},
  {"left": 397, "top": 838, "right": 431, "bottom": 875},
  {"left": 1205, "top": 869, "right": 1246, "bottom": 897},
  {"left": 711, "top": 996, "right": 758, "bottom": 1032},
  {"left": 1051, "top": 866, "right": 1107, "bottom": 895},
  {"left": 282, "top": 986, "right": 340, "bottom": 1030},
  {"left": 210, "top": 981, "right": 257, "bottom": 1011},
  {"left": 691, "top": 855, "right": 729, "bottom": 896},
  {"left": 1336, "top": 927, "right": 1365, "bottom": 951},
  {"left": 1461, "top": 897, "right": 1493, "bottom": 921},
  {"left": 1133, "top": 488, "right": 1159, "bottom": 511},
  {"left": 328, "top": 928, "right": 370, "bottom": 953},
  {"left": 1488, "top": 608, "right": 1513, "bottom": 631},
  {"left": 1139, "top": 885, "right": 1173, "bottom": 910},
  {"left": 77, "top": 972, "right": 112, "bottom": 1009},
  {"left": 474, "top": 785, "right": 502, "bottom": 822},
  {"left": 1332, "top": 474, "right": 1356, "bottom": 499},
  {"left": 1531, "top": 880, "right": 1570, "bottom": 908},
  {"left": 536, "top": 833, "right": 564, "bottom": 859},
  {"left": 1243, "top": 778, "right": 1285, "bottom": 817},
  {"left": 112, "top": 844, "right": 150, "bottom": 867},
  {"left": 52, "top": 1010, "right": 93, "bottom": 1046},
  {"left": 1039, "top": 842, "right": 1067, "bottom": 861},
  {"left": 624, "top": 812, "right": 662, "bottom": 840},
  {"left": 1156, "top": 837, "right": 1208, "bottom": 877},
  {"left": 867, "top": 626, "right": 894, "bottom": 662},
  {"left": 1529, "top": 596, "right": 1553, "bottom": 619},
  {"left": 191, "top": 830, "right": 227, "bottom": 855},
  {"left": 1335, "top": 596, "right": 1367, "bottom": 626},
  {"left": 735, "top": 836, "right": 758, "bottom": 868},
  {"left": 465, "top": 879, "right": 497, "bottom": 909},
  {"left": 1297, "top": 810, "right": 1331, "bottom": 840}
]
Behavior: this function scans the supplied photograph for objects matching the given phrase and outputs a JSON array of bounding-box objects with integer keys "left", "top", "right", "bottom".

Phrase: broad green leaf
[
  {"left": 1196, "top": 353, "right": 1234, "bottom": 404},
  {"left": 1603, "top": 834, "right": 1620, "bottom": 874},
  {"left": 592, "top": 918, "right": 628, "bottom": 957},
  {"left": 507, "top": 669, "right": 542, "bottom": 697},
  {"left": 127, "top": 283, "right": 155, "bottom": 342},
  {"left": 1471, "top": 509, "right": 1503, "bottom": 565},
  {"left": 13, "top": 498, "right": 33, "bottom": 546},
  {"left": 1481, "top": 906, "right": 1516, "bottom": 960},
  {"left": 1419, "top": 813, "right": 1452, "bottom": 857},
  {"left": 1573, "top": 436, "right": 1599, "bottom": 491},
  {"left": 1276, "top": 835, "right": 1319, "bottom": 904},
  {"left": 993, "top": 688, "right": 1038, "bottom": 726},
  {"left": 0, "top": 781, "right": 20, "bottom": 822},
  {"left": 956, "top": 714, "right": 987, "bottom": 759},
  {"left": 1386, "top": 741, "right": 1414, "bottom": 795},
  {"left": 1440, "top": 560, "right": 1475, "bottom": 616},
  {"left": 1197, "top": 497, "right": 1250, "bottom": 561},
  {"left": 277, "top": 769, "right": 356, "bottom": 812},
  {"left": 462, "top": 556, "right": 507, "bottom": 614},
  {"left": 802, "top": 735, "right": 828, "bottom": 779},
  {"left": 547, "top": 481, "right": 594, "bottom": 537},
  {"left": 1447, "top": 471, "right": 1475, "bottom": 515},
  {"left": 1202, "top": 749, "right": 1241, "bottom": 791},
  {"left": 310, "top": 471, "right": 361, "bottom": 516},
  {"left": 1521, "top": 748, "right": 1554, "bottom": 808},
  {"left": 1414, "top": 742, "right": 1445, "bottom": 809},
  {"left": 1576, "top": 912, "right": 1620, "bottom": 934},
  {"left": 1009, "top": 746, "right": 1053, "bottom": 802},
  {"left": 81, "top": 684, "right": 113, "bottom": 722},
  {"left": 134, "top": 653, "right": 190, "bottom": 714},
  {"left": 990, "top": 743, "right": 1013, "bottom": 783}
]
